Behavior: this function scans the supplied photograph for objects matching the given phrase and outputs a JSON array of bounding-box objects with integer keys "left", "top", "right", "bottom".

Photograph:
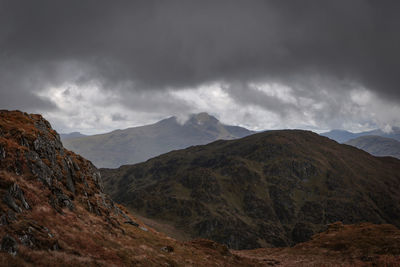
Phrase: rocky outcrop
[{"left": 0, "top": 111, "right": 137, "bottom": 256}]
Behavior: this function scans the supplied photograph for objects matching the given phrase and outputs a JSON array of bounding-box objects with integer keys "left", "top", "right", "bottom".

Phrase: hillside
[
  {"left": 63, "top": 113, "right": 254, "bottom": 168},
  {"left": 321, "top": 127, "right": 400, "bottom": 143},
  {"left": 101, "top": 130, "right": 400, "bottom": 250},
  {"left": 0, "top": 110, "right": 258, "bottom": 266},
  {"left": 345, "top": 135, "right": 400, "bottom": 159}
]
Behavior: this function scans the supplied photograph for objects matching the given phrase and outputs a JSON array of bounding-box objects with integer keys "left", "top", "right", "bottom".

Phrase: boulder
[
  {"left": 3, "top": 192, "right": 21, "bottom": 213},
  {"left": 161, "top": 246, "right": 174, "bottom": 253},
  {"left": 9, "top": 183, "right": 30, "bottom": 210},
  {"left": 1, "top": 234, "right": 18, "bottom": 256}
]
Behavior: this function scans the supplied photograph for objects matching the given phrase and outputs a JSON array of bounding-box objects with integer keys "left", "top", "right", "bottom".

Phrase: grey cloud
[
  {"left": 0, "top": 60, "right": 56, "bottom": 111},
  {"left": 1, "top": 1, "right": 399, "bottom": 96},
  {"left": 0, "top": 0, "right": 399, "bottom": 131},
  {"left": 111, "top": 113, "right": 127, "bottom": 122},
  {"left": 222, "top": 82, "right": 300, "bottom": 117}
]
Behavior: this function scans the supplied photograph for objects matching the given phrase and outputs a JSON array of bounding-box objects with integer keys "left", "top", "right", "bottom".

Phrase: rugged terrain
[
  {"left": 0, "top": 110, "right": 257, "bottom": 266},
  {"left": 63, "top": 113, "right": 254, "bottom": 168},
  {"left": 346, "top": 135, "right": 400, "bottom": 159},
  {"left": 1, "top": 110, "right": 400, "bottom": 266},
  {"left": 102, "top": 130, "right": 400, "bottom": 250}
]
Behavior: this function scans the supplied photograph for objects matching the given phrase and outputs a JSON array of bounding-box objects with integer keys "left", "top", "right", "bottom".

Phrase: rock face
[
  {"left": 63, "top": 113, "right": 254, "bottom": 168},
  {"left": 101, "top": 130, "right": 400, "bottom": 250},
  {"left": 0, "top": 110, "right": 257, "bottom": 266},
  {"left": 0, "top": 111, "right": 131, "bottom": 254}
]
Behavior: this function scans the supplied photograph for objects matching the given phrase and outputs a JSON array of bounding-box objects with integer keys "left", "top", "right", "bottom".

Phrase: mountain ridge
[
  {"left": 59, "top": 132, "right": 86, "bottom": 140},
  {"left": 321, "top": 127, "right": 400, "bottom": 143}
]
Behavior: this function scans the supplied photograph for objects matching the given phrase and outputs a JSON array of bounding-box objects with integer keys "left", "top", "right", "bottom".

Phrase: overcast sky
[{"left": 1, "top": 0, "right": 399, "bottom": 134}]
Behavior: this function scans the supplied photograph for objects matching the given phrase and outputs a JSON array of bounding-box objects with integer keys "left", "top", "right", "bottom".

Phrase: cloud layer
[{"left": 1, "top": 0, "right": 399, "bottom": 133}]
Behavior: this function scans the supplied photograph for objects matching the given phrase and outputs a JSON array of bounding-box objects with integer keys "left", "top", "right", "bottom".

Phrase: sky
[{"left": 1, "top": 0, "right": 399, "bottom": 134}]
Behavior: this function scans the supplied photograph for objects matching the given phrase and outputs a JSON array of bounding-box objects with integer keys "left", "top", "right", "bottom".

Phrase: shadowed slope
[{"left": 102, "top": 130, "right": 400, "bottom": 250}]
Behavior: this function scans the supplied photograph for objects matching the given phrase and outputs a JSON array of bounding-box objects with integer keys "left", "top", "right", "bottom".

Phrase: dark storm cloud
[{"left": 1, "top": 0, "right": 399, "bottom": 108}]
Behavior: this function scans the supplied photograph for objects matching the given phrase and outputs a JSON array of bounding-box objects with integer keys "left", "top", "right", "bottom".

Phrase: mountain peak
[
  {"left": 188, "top": 112, "right": 219, "bottom": 125},
  {"left": 64, "top": 112, "right": 253, "bottom": 167}
]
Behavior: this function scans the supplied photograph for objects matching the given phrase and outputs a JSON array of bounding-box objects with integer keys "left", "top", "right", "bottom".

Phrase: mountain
[
  {"left": 0, "top": 110, "right": 258, "bottom": 266},
  {"left": 63, "top": 113, "right": 254, "bottom": 168},
  {"left": 59, "top": 132, "right": 86, "bottom": 140},
  {"left": 345, "top": 135, "right": 400, "bottom": 159},
  {"left": 101, "top": 130, "right": 400, "bottom": 250},
  {"left": 321, "top": 127, "right": 400, "bottom": 143},
  {"left": 320, "top": 129, "right": 363, "bottom": 143}
]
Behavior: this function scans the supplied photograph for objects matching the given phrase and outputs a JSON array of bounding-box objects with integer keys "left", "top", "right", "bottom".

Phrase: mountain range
[
  {"left": 321, "top": 127, "right": 400, "bottom": 143},
  {"left": 345, "top": 135, "right": 400, "bottom": 159},
  {"left": 101, "top": 129, "right": 400, "bottom": 250},
  {"left": 63, "top": 113, "right": 254, "bottom": 168}
]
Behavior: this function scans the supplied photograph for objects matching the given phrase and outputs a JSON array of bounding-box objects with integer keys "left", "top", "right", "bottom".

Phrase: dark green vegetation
[
  {"left": 101, "top": 130, "right": 400, "bottom": 250},
  {"left": 64, "top": 113, "right": 253, "bottom": 168},
  {"left": 346, "top": 135, "right": 400, "bottom": 159}
]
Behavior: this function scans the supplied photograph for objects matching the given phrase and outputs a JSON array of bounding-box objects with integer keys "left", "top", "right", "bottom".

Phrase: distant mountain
[
  {"left": 60, "top": 131, "right": 86, "bottom": 140},
  {"left": 101, "top": 130, "right": 400, "bottom": 250},
  {"left": 346, "top": 135, "right": 400, "bottom": 159},
  {"left": 321, "top": 127, "right": 400, "bottom": 143},
  {"left": 320, "top": 130, "right": 363, "bottom": 143},
  {"left": 63, "top": 113, "right": 254, "bottom": 168}
]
